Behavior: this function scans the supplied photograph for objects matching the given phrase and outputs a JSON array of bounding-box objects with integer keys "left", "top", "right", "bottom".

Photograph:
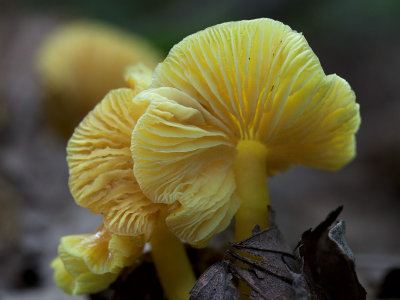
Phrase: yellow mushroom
[
  {"left": 36, "top": 20, "right": 162, "bottom": 139},
  {"left": 55, "top": 18, "right": 360, "bottom": 298},
  {"left": 130, "top": 18, "right": 361, "bottom": 246},
  {"left": 67, "top": 87, "right": 160, "bottom": 239},
  {"left": 51, "top": 225, "right": 143, "bottom": 295},
  {"left": 61, "top": 65, "right": 195, "bottom": 299}
]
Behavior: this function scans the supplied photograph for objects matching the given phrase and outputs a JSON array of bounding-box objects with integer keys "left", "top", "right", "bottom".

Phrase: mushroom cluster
[{"left": 52, "top": 18, "right": 360, "bottom": 299}]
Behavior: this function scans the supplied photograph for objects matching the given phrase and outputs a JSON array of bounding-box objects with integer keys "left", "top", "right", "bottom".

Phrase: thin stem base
[
  {"left": 150, "top": 209, "right": 196, "bottom": 300},
  {"left": 234, "top": 140, "right": 270, "bottom": 242}
]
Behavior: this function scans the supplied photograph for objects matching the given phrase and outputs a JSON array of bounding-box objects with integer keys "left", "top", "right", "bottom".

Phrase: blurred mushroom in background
[{"left": 36, "top": 20, "right": 162, "bottom": 139}]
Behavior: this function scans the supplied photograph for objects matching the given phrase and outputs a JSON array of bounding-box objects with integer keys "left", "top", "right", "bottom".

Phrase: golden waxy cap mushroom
[
  {"left": 51, "top": 225, "right": 142, "bottom": 295},
  {"left": 67, "top": 87, "right": 161, "bottom": 239},
  {"left": 36, "top": 21, "right": 161, "bottom": 138},
  {"left": 131, "top": 18, "right": 361, "bottom": 246},
  {"left": 54, "top": 18, "right": 360, "bottom": 299},
  {"left": 61, "top": 65, "right": 196, "bottom": 299},
  {"left": 53, "top": 66, "right": 155, "bottom": 295}
]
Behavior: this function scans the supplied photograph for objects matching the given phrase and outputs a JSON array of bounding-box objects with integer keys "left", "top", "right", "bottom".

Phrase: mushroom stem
[
  {"left": 234, "top": 140, "right": 270, "bottom": 242},
  {"left": 150, "top": 208, "right": 196, "bottom": 300}
]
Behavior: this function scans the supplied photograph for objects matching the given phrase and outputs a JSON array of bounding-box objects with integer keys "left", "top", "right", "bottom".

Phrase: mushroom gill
[
  {"left": 62, "top": 65, "right": 196, "bottom": 299},
  {"left": 131, "top": 18, "right": 360, "bottom": 246},
  {"left": 67, "top": 87, "right": 161, "bottom": 239}
]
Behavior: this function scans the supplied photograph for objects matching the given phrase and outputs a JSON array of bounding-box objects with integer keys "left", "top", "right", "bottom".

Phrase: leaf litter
[{"left": 190, "top": 206, "right": 366, "bottom": 300}]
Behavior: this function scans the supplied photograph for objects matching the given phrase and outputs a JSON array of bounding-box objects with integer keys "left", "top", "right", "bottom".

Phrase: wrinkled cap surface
[
  {"left": 131, "top": 18, "right": 360, "bottom": 247},
  {"left": 68, "top": 75, "right": 162, "bottom": 239},
  {"left": 52, "top": 226, "right": 142, "bottom": 295}
]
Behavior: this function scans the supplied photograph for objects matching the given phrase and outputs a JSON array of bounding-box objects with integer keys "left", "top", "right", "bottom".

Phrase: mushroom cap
[
  {"left": 131, "top": 87, "right": 240, "bottom": 247},
  {"left": 131, "top": 18, "right": 360, "bottom": 246},
  {"left": 125, "top": 63, "right": 154, "bottom": 91},
  {"left": 36, "top": 21, "right": 161, "bottom": 138},
  {"left": 51, "top": 226, "right": 142, "bottom": 295},
  {"left": 51, "top": 257, "right": 117, "bottom": 295},
  {"left": 67, "top": 82, "right": 161, "bottom": 239}
]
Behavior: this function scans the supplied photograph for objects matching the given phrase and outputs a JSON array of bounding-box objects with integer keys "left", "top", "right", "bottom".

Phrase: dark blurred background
[{"left": 0, "top": 0, "right": 399, "bottom": 299}]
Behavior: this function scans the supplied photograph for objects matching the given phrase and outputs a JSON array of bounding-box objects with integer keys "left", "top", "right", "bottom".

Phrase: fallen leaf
[
  {"left": 190, "top": 261, "right": 239, "bottom": 300},
  {"left": 297, "top": 206, "right": 367, "bottom": 300},
  {"left": 190, "top": 206, "right": 367, "bottom": 300}
]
